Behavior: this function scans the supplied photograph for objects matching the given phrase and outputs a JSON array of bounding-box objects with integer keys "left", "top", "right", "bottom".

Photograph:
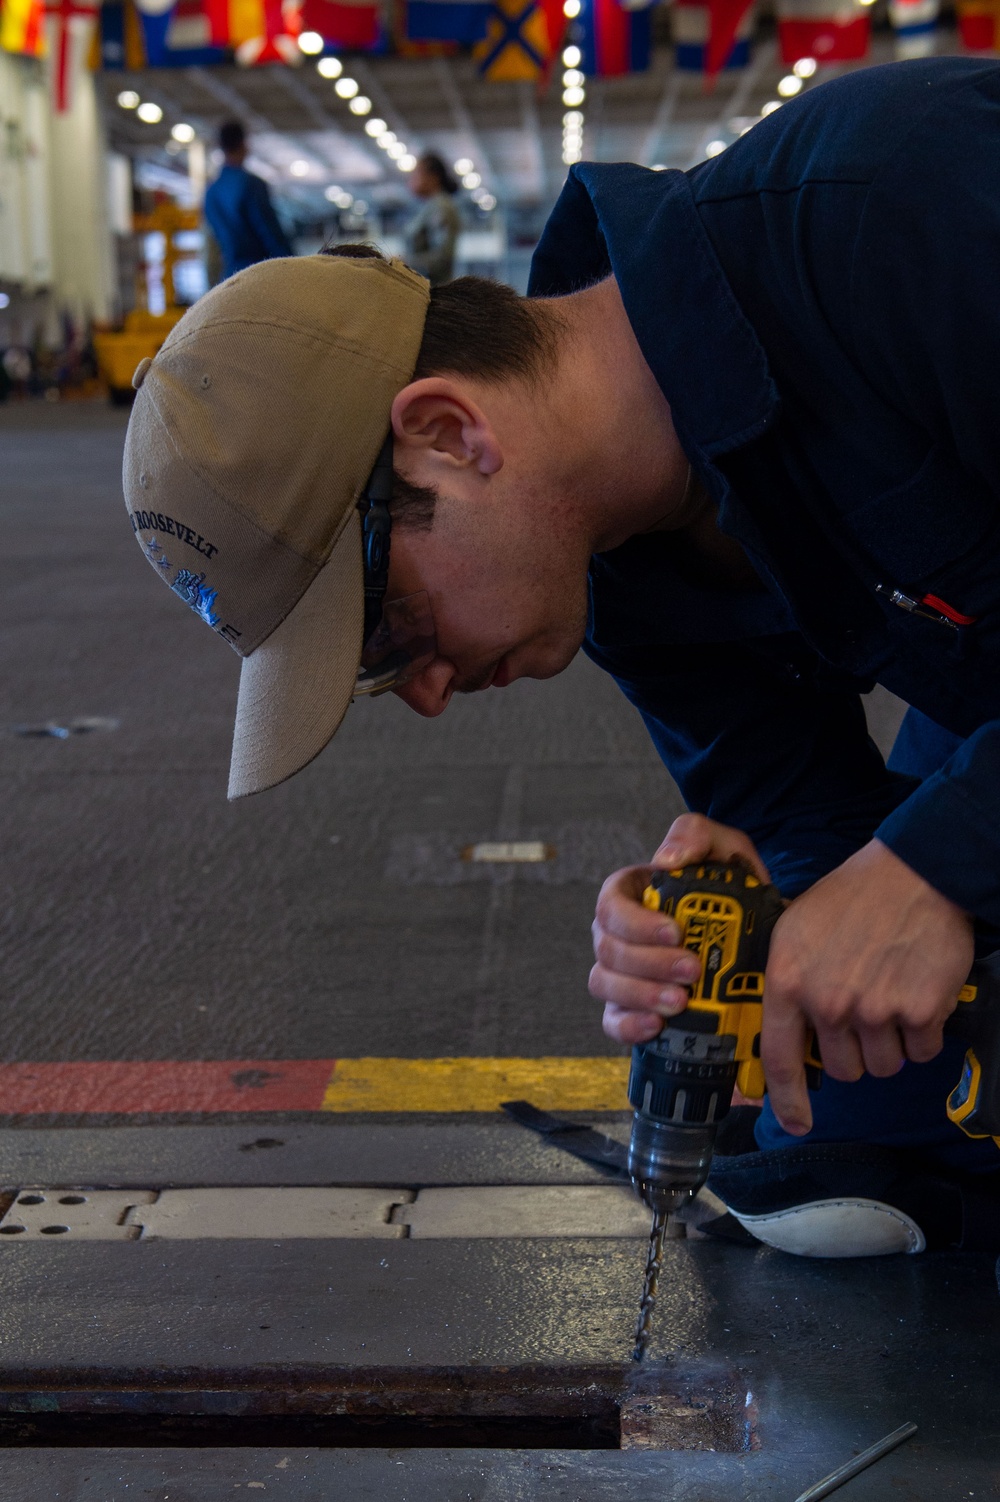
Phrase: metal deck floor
[{"left": 0, "top": 1120, "right": 995, "bottom": 1498}]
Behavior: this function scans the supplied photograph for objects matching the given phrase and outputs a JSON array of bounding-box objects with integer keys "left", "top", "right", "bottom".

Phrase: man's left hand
[{"left": 762, "top": 838, "right": 974, "bottom": 1136}]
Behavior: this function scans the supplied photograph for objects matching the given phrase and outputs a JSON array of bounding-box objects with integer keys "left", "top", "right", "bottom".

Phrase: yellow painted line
[{"left": 321, "top": 1057, "right": 630, "bottom": 1113}]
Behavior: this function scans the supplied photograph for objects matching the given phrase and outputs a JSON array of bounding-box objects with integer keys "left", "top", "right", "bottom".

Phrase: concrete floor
[{"left": 1, "top": 402, "right": 965, "bottom": 1501}]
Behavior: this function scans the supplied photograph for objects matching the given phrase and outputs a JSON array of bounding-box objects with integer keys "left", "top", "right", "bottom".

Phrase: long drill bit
[{"left": 632, "top": 1208, "right": 667, "bottom": 1362}]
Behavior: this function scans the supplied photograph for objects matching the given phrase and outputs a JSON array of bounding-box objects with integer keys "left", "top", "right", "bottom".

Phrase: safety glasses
[{"left": 354, "top": 589, "right": 437, "bottom": 697}]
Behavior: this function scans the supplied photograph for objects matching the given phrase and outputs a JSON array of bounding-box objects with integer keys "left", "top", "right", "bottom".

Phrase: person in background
[
  {"left": 203, "top": 121, "right": 293, "bottom": 283},
  {"left": 404, "top": 153, "right": 462, "bottom": 286}
]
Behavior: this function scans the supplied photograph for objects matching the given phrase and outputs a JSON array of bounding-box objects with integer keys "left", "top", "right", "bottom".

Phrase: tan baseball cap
[{"left": 123, "top": 252, "right": 430, "bottom": 799}]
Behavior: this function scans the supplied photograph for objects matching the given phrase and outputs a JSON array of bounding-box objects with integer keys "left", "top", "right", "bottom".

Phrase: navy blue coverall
[
  {"left": 204, "top": 163, "right": 293, "bottom": 281},
  {"left": 529, "top": 58, "right": 1000, "bottom": 1174}
]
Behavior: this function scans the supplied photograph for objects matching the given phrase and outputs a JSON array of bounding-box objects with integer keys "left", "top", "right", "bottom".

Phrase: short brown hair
[
  {"left": 320, "top": 242, "right": 560, "bottom": 388},
  {"left": 319, "top": 243, "right": 560, "bottom": 529}
]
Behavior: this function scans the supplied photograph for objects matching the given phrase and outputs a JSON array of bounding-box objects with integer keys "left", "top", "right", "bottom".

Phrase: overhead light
[
  {"left": 793, "top": 55, "right": 817, "bottom": 76},
  {"left": 324, "top": 184, "right": 344, "bottom": 200},
  {"left": 777, "top": 74, "right": 802, "bottom": 96},
  {"left": 562, "top": 68, "right": 584, "bottom": 87},
  {"left": 289, "top": 159, "right": 310, "bottom": 176},
  {"left": 761, "top": 100, "right": 782, "bottom": 115},
  {"left": 704, "top": 139, "right": 726, "bottom": 157},
  {"left": 170, "top": 122, "right": 195, "bottom": 144},
  {"left": 563, "top": 0, "right": 580, "bottom": 15},
  {"left": 334, "top": 76, "right": 359, "bottom": 98},
  {"left": 651, "top": 163, "right": 666, "bottom": 170},
  {"left": 479, "top": 193, "right": 496, "bottom": 211},
  {"left": 454, "top": 156, "right": 474, "bottom": 174},
  {"left": 317, "top": 55, "right": 342, "bottom": 77},
  {"left": 353, "top": 199, "right": 368, "bottom": 214},
  {"left": 387, "top": 142, "right": 407, "bottom": 159},
  {"left": 563, "top": 110, "right": 584, "bottom": 127},
  {"left": 365, "top": 117, "right": 386, "bottom": 136},
  {"left": 298, "top": 29, "right": 324, "bottom": 52},
  {"left": 562, "top": 44, "right": 581, "bottom": 66},
  {"left": 462, "top": 171, "right": 481, "bottom": 189},
  {"left": 378, "top": 130, "right": 397, "bottom": 147},
  {"left": 349, "top": 95, "right": 371, "bottom": 115},
  {"left": 397, "top": 154, "right": 417, "bottom": 171},
  {"left": 562, "top": 85, "right": 585, "bottom": 107},
  {"left": 117, "top": 89, "right": 140, "bottom": 109},
  {"left": 136, "top": 102, "right": 163, "bottom": 124},
  {"left": 0, "top": 292, "right": 10, "bottom": 309}
]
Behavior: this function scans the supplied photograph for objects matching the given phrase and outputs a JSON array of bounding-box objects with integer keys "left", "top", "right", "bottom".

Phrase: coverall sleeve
[
  {"left": 584, "top": 633, "right": 918, "bottom": 900},
  {"left": 849, "top": 70, "right": 1000, "bottom": 928},
  {"left": 406, "top": 199, "right": 459, "bottom": 283},
  {"left": 245, "top": 177, "right": 293, "bottom": 260}
]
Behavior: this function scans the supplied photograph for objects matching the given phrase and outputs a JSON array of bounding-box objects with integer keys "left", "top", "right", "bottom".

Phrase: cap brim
[{"left": 227, "top": 509, "right": 364, "bottom": 799}]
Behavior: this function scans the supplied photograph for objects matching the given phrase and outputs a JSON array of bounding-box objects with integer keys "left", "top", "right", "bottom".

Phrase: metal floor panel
[
  {"left": 0, "top": 1234, "right": 994, "bottom": 1492},
  {"left": 0, "top": 1119, "right": 630, "bottom": 1187},
  {"left": 7, "top": 1445, "right": 996, "bottom": 1502}
]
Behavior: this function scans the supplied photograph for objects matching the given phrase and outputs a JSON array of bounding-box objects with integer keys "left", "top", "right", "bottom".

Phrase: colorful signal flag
[
  {"left": 888, "top": 0, "right": 937, "bottom": 55},
  {"left": 0, "top": 0, "right": 46, "bottom": 55},
  {"left": 673, "top": 0, "right": 752, "bottom": 71},
  {"left": 405, "top": 0, "right": 489, "bottom": 40},
  {"left": 956, "top": 0, "right": 1000, "bottom": 48},
  {"left": 776, "top": 0, "right": 870, "bottom": 62},
  {"left": 299, "top": 0, "right": 382, "bottom": 46},
  {"left": 475, "top": 0, "right": 551, "bottom": 80},
  {"left": 578, "top": 0, "right": 651, "bottom": 74}
]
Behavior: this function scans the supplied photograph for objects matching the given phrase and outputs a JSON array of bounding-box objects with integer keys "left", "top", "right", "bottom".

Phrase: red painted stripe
[
  {"left": 0, "top": 1060, "right": 336, "bottom": 1115},
  {"left": 920, "top": 593, "right": 977, "bottom": 627}
]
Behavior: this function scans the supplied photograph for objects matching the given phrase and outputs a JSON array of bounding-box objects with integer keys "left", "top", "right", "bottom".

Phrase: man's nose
[{"left": 392, "top": 658, "right": 457, "bottom": 716}]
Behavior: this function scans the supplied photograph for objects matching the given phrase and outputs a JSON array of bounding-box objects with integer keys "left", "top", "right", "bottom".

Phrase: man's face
[{"left": 385, "top": 477, "right": 591, "bottom": 717}]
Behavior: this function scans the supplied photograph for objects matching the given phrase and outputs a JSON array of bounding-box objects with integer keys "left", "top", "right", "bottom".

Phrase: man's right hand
[{"left": 589, "top": 813, "right": 771, "bottom": 1045}]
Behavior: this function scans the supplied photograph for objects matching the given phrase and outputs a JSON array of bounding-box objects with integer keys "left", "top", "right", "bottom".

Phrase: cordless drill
[{"left": 627, "top": 860, "right": 1000, "bottom": 1359}]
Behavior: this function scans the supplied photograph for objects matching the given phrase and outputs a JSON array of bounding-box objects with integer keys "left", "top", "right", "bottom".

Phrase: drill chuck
[{"left": 627, "top": 1112, "right": 717, "bottom": 1215}]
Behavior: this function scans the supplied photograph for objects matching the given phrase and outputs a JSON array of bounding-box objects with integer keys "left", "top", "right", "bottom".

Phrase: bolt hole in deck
[{"left": 0, "top": 1369, "right": 753, "bottom": 1452}]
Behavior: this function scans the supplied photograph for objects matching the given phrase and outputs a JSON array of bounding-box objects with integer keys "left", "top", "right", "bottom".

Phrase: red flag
[
  {"left": 299, "top": 0, "right": 382, "bottom": 46},
  {"left": 704, "top": 0, "right": 753, "bottom": 77}
]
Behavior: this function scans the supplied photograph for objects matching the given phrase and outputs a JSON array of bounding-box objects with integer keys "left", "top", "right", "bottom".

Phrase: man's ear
[{"left": 391, "top": 377, "right": 503, "bottom": 477}]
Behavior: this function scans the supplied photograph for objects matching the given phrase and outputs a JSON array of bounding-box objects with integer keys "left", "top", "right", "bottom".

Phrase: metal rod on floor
[{"left": 793, "top": 1422, "right": 918, "bottom": 1502}]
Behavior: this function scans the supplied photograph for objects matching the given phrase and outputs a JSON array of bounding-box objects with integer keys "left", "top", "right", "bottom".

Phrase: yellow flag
[
  {"left": 0, "top": 0, "right": 46, "bottom": 55},
  {"left": 475, "top": 0, "right": 550, "bottom": 79}
]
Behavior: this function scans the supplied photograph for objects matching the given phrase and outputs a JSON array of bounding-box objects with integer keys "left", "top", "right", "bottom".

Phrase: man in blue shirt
[
  {"left": 125, "top": 59, "right": 1000, "bottom": 1258},
  {"left": 203, "top": 120, "right": 293, "bottom": 281}
]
